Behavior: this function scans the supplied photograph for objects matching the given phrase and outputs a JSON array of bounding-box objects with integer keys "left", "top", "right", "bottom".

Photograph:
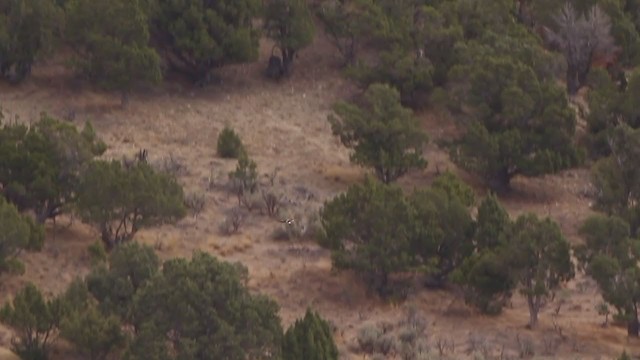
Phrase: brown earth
[{"left": 0, "top": 30, "right": 638, "bottom": 360}]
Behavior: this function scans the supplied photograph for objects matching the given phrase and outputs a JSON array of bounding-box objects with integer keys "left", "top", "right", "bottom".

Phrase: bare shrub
[
  {"left": 516, "top": 334, "right": 535, "bottom": 358},
  {"left": 596, "top": 301, "right": 610, "bottom": 327},
  {"left": 157, "top": 153, "right": 188, "bottom": 177},
  {"left": 264, "top": 167, "right": 280, "bottom": 187},
  {"left": 541, "top": 334, "right": 560, "bottom": 356},
  {"left": 184, "top": 192, "right": 205, "bottom": 220},
  {"left": 436, "top": 337, "right": 455, "bottom": 356},
  {"left": 219, "top": 207, "right": 246, "bottom": 235},
  {"left": 544, "top": 3, "right": 617, "bottom": 94},
  {"left": 552, "top": 289, "right": 571, "bottom": 316},
  {"left": 262, "top": 188, "right": 283, "bottom": 217},
  {"left": 357, "top": 326, "right": 383, "bottom": 354},
  {"left": 240, "top": 191, "right": 265, "bottom": 213},
  {"left": 467, "top": 334, "right": 489, "bottom": 356}
]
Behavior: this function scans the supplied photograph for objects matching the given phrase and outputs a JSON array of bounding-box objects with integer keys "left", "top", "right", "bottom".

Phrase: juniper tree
[
  {"left": 75, "top": 160, "right": 186, "bottom": 249},
  {"left": 329, "top": 83, "right": 428, "bottom": 183},
  {"left": 0, "top": 114, "right": 106, "bottom": 223}
]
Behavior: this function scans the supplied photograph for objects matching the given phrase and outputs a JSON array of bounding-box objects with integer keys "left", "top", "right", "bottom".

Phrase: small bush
[
  {"left": 228, "top": 154, "right": 258, "bottom": 200},
  {"left": 87, "top": 241, "right": 107, "bottom": 265},
  {"left": 185, "top": 192, "right": 206, "bottom": 219},
  {"left": 217, "top": 127, "right": 246, "bottom": 159}
]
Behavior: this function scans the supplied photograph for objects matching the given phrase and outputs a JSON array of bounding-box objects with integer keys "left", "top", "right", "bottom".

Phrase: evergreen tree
[
  {"left": 126, "top": 252, "right": 283, "bottom": 359},
  {"left": 0, "top": 197, "right": 44, "bottom": 275},
  {"left": 65, "top": 0, "right": 161, "bottom": 103},
  {"left": 575, "top": 214, "right": 640, "bottom": 336},
  {"left": 449, "top": 34, "right": 582, "bottom": 191},
  {"left": 76, "top": 160, "right": 186, "bottom": 249},
  {"left": 0, "top": 114, "right": 105, "bottom": 223},
  {"left": 329, "top": 83, "right": 428, "bottom": 183},
  {"left": 282, "top": 309, "right": 338, "bottom": 360},
  {"left": 150, "top": 0, "right": 261, "bottom": 82},
  {"left": 0, "top": 283, "right": 64, "bottom": 360},
  {"left": 0, "top": 0, "right": 62, "bottom": 83},
  {"left": 319, "top": 177, "right": 417, "bottom": 295},
  {"left": 264, "top": 0, "right": 315, "bottom": 75}
]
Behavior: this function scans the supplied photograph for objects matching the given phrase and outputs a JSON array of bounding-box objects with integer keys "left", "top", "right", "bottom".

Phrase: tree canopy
[
  {"left": 0, "top": 0, "right": 62, "bottom": 83},
  {"left": 448, "top": 29, "right": 583, "bottom": 191},
  {"left": 65, "top": 0, "right": 161, "bottom": 99},
  {"left": 264, "top": 0, "right": 315, "bottom": 75},
  {"left": 319, "top": 172, "right": 477, "bottom": 295},
  {"left": 75, "top": 159, "right": 186, "bottom": 249},
  {"left": 149, "top": 0, "right": 261, "bottom": 82},
  {"left": 282, "top": 309, "right": 338, "bottom": 360},
  {"left": 576, "top": 214, "right": 640, "bottom": 336},
  {"left": 0, "top": 197, "right": 44, "bottom": 276},
  {"left": 127, "top": 251, "right": 283, "bottom": 360},
  {"left": 329, "top": 83, "right": 428, "bottom": 183},
  {"left": 0, "top": 114, "right": 105, "bottom": 223}
]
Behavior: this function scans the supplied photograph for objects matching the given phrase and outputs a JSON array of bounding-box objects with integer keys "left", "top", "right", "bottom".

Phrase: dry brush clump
[
  {"left": 218, "top": 207, "right": 247, "bottom": 235},
  {"left": 353, "top": 305, "right": 430, "bottom": 360},
  {"left": 184, "top": 192, "right": 206, "bottom": 220}
]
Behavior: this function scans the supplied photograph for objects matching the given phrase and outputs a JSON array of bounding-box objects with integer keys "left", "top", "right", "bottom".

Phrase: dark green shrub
[
  {"left": 0, "top": 283, "right": 64, "bottom": 360},
  {"left": 282, "top": 309, "right": 338, "bottom": 360},
  {"left": 217, "top": 127, "right": 246, "bottom": 159}
]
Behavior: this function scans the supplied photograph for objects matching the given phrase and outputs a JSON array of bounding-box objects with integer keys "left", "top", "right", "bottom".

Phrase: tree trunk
[
  {"left": 527, "top": 296, "right": 539, "bottom": 328},
  {"left": 628, "top": 306, "right": 639, "bottom": 337},
  {"left": 627, "top": 318, "right": 639, "bottom": 337},
  {"left": 566, "top": 65, "right": 580, "bottom": 95},
  {"left": 281, "top": 48, "right": 295, "bottom": 76},
  {"left": 488, "top": 167, "right": 511, "bottom": 194}
]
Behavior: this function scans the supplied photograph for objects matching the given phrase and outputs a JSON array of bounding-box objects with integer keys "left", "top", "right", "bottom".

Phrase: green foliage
[
  {"left": 509, "top": 214, "right": 574, "bottom": 327},
  {"left": 575, "top": 214, "right": 640, "bottom": 335},
  {"left": 314, "top": 0, "right": 367, "bottom": 65},
  {"left": 76, "top": 160, "right": 186, "bottom": 249},
  {"left": 264, "top": 0, "right": 315, "bottom": 73},
  {"left": 591, "top": 124, "right": 640, "bottom": 234},
  {"left": 217, "top": 126, "right": 246, "bottom": 159},
  {"left": 0, "top": 114, "right": 105, "bottom": 223},
  {"left": 453, "top": 194, "right": 514, "bottom": 314},
  {"left": 0, "top": 283, "right": 64, "bottom": 360},
  {"left": 282, "top": 309, "right": 338, "bottom": 360},
  {"left": 456, "top": 203, "right": 573, "bottom": 321},
  {"left": 0, "top": 197, "right": 44, "bottom": 275},
  {"left": 409, "top": 184, "right": 475, "bottom": 286},
  {"left": 228, "top": 153, "right": 258, "bottom": 195},
  {"left": 319, "top": 172, "right": 476, "bottom": 295},
  {"left": 65, "top": 0, "right": 160, "bottom": 95},
  {"left": 85, "top": 242, "right": 159, "bottom": 320},
  {"left": 60, "top": 304, "right": 126, "bottom": 360},
  {"left": 474, "top": 194, "right": 510, "bottom": 251},
  {"left": 328, "top": 83, "right": 428, "bottom": 183},
  {"left": 87, "top": 241, "right": 107, "bottom": 266},
  {"left": 586, "top": 68, "right": 640, "bottom": 158},
  {"left": 126, "top": 251, "right": 283, "bottom": 360},
  {"left": 449, "top": 37, "right": 582, "bottom": 191},
  {"left": 0, "top": 0, "right": 62, "bottom": 83},
  {"left": 150, "top": 0, "right": 261, "bottom": 81},
  {"left": 453, "top": 248, "right": 515, "bottom": 315},
  {"left": 320, "top": 177, "right": 416, "bottom": 295},
  {"left": 431, "top": 171, "right": 475, "bottom": 207},
  {"left": 341, "top": 0, "right": 437, "bottom": 106}
]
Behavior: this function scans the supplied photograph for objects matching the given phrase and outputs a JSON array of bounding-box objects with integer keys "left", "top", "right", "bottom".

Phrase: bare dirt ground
[{"left": 0, "top": 30, "right": 639, "bottom": 360}]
